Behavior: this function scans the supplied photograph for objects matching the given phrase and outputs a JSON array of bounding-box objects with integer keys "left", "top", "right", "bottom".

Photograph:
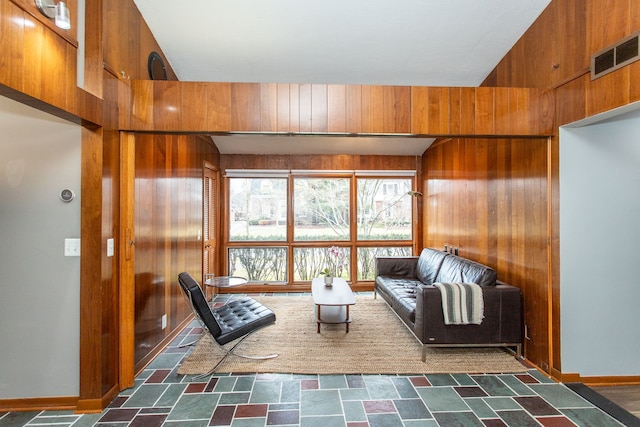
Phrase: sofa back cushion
[
  {"left": 435, "top": 255, "right": 497, "bottom": 286},
  {"left": 416, "top": 248, "right": 449, "bottom": 285}
]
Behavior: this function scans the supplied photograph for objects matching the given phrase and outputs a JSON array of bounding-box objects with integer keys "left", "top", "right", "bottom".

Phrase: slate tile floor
[{"left": 0, "top": 294, "right": 630, "bottom": 427}]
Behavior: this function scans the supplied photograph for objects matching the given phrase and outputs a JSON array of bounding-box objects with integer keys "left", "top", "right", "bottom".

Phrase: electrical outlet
[{"left": 161, "top": 314, "right": 167, "bottom": 330}]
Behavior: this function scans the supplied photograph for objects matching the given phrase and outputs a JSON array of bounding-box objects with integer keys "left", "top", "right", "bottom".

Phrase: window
[
  {"left": 294, "top": 178, "right": 350, "bottom": 241},
  {"left": 357, "top": 178, "right": 412, "bottom": 240},
  {"left": 228, "top": 178, "right": 287, "bottom": 241},
  {"left": 225, "top": 172, "right": 415, "bottom": 284},
  {"left": 228, "top": 247, "right": 287, "bottom": 282}
]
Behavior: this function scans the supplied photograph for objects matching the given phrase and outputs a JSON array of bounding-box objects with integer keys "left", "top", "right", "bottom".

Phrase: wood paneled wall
[
  {"left": 422, "top": 137, "right": 550, "bottom": 370},
  {"left": 103, "top": 0, "right": 176, "bottom": 82},
  {"left": 481, "top": 0, "right": 640, "bottom": 378},
  {"left": 486, "top": 0, "right": 640, "bottom": 119},
  {"left": 0, "top": 0, "right": 101, "bottom": 125},
  {"left": 126, "top": 82, "right": 554, "bottom": 137},
  {"left": 220, "top": 154, "right": 419, "bottom": 172},
  {"left": 132, "top": 134, "right": 215, "bottom": 369}
]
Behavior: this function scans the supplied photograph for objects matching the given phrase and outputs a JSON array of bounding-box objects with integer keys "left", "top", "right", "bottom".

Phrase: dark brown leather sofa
[{"left": 375, "top": 248, "right": 523, "bottom": 361}]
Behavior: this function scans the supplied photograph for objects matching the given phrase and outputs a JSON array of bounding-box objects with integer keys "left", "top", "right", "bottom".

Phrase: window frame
[{"left": 223, "top": 170, "right": 417, "bottom": 285}]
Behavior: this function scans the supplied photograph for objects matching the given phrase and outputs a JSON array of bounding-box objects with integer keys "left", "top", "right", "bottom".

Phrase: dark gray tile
[
  {"left": 393, "top": 398, "right": 432, "bottom": 420},
  {"left": 346, "top": 374, "right": 366, "bottom": 388},
  {"left": 300, "top": 415, "right": 346, "bottom": 427},
  {"left": 281, "top": 380, "right": 301, "bottom": 403},
  {"left": 452, "top": 373, "right": 477, "bottom": 386},
  {"left": 249, "top": 381, "right": 282, "bottom": 404},
  {"left": 163, "top": 420, "right": 209, "bottom": 426},
  {"left": 425, "top": 373, "right": 458, "bottom": 386},
  {"left": 300, "top": 389, "right": 342, "bottom": 416},
  {"left": 403, "top": 420, "right": 439, "bottom": 427},
  {"left": 390, "top": 377, "right": 419, "bottom": 399},
  {"left": 214, "top": 376, "right": 238, "bottom": 392},
  {"left": 417, "top": 387, "right": 469, "bottom": 412},
  {"left": 363, "top": 376, "right": 400, "bottom": 399},
  {"left": 165, "top": 393, "right": 219, "bottom": 421},
  {"left": 342, "top": 400, "right": 366, "bottom": 422},
  {"left": 339, "top": 387, "right": 370, "bottom": 401},
  {"left": 234, "top": 376, "right": 255, "bottom": 392},
  {"left": 219, "top": 392, "right": 251, "bottom": 404},
  {"left": 155, "top": 383, "right": 188, "bottom": 407},
  {"left": 471, "top": 375, "right": 515, "bottom": 397},
  {"left": 367, "top": 412, "right": 405, "bottom": 427},
  {"left": 496, "top": 409, "right": 542, "bottom": 426},
  {"left": 464, "top": 397, "right": 497, "bottom": 418},
  {"left": 433, "top": 411, "right": 485, "bottom": 426},
  {"left": 122, "top": 384, "right": 169, "bottom": 407},
  {"left": 269, "top": 403, "right": 299, "bottom": 410},
  {"left": 484, "top": 397, "right": 521, "bottom": 411},
  {"left": 498, "top": 374, "right": 536, "bottom": 396},
  {"left": 147, "top": 353, "right": 184, "bottom": 370},
  {"left": 320, "top": 375, "right": 348, "bottom": 389},
  {"left": 527, "top": 369, "right": 556, "bottom": 384}
]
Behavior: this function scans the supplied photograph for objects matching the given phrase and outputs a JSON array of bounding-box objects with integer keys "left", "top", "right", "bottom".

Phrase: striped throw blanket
[{"left": 433, "top": 282, "right": 484, "bottom": 325}]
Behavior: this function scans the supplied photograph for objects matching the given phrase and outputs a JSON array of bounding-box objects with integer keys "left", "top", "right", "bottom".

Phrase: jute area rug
[{"left": 177, "top": 294, "right": 526, "bottom": 375}]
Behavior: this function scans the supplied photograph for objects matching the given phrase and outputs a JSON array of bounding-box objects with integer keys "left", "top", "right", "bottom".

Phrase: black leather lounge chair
[{"left": 177, "top": 272, "right": 277, "bottom": 377}]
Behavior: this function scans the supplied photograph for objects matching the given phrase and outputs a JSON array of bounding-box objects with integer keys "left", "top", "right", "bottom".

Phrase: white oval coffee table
[{"left": 311, "top": 277, "right": 356, "bottom": 333}]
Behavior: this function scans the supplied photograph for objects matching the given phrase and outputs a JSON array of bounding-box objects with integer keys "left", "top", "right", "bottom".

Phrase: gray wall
[
  {"left": 560, "top": 106, "right": 640, "bottom": 376},
  {"left": 0, "top": 96, "right": 81, "bottom": 398}
]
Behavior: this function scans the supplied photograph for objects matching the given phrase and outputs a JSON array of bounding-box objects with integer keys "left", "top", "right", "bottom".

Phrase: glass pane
[
  {"left": 357, "top": 178, "right": 413, "bottom": 240},
  {"left": 293, "top": 178, "right": 350, "bottom": 241},
  {"left": 293, "top": 246, "right": 351, "bottom": 281},
  {"left": 229, "top": 178, "right": 287, "bottom": 241},
  {"left": 357, "top": 247, "right": 412, "bottom": 280},
  {"left": 228, "top": 247, "right": 287, "bottom": 282}
]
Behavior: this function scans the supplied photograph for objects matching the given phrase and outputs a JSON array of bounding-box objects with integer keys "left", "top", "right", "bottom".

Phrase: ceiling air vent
[{"left": 591, "top": 31, "right": 640, "bottom": 80}]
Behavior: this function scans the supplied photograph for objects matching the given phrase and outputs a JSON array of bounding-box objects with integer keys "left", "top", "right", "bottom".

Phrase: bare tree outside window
[
  {"left": 357, "top": 179, "right": 412, "bottom": 240},
  {"left": 293, "top": 178, "right": 350, "bottom": 241},
  {"left": 229, "top": 178, "right": 287, "bottom": 241}
]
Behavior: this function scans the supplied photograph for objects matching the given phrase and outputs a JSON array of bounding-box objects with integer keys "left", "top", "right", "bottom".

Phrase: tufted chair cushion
[{"left": 177, "top": 272, "right": 276, "bottom": 345}]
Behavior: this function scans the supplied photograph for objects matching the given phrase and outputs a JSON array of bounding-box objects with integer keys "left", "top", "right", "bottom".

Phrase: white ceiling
[
  {"left": 134, "top": 0, "right": 550, "bottom": 87},
  {"left": 131, "top": 0, "right": 550, "bottom": 156}
]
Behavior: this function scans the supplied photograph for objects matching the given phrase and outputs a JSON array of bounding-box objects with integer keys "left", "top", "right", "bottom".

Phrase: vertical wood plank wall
[
  {"left": 132, "top": 134, "right": 216, "bottom": 370},
  {"left": 481, "top": 0, "right": 640, "bottom": 377},
  {"left": 422, "top": 137, "right": 549, "bottom": 370}
]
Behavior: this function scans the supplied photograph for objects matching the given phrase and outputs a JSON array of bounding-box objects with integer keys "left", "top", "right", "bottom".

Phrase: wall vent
[{"left": 591, "top": 31, "right": 640, "bottom": 80}]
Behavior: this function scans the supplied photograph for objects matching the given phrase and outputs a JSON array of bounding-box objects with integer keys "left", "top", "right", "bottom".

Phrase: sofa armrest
[{"left": 375, "top": 256, "right": 419, "bottom": 278}]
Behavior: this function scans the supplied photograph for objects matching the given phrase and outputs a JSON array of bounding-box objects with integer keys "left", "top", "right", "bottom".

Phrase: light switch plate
[
  {"left": 64, "top": 238, "right": 81, "bottom": 256},
  {"left": 107, "top": 238, "right": 114, "bottom": 257}
]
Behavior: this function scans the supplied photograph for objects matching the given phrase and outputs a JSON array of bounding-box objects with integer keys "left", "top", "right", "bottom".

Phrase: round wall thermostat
[{"left": 60, "top": 189, "right": 75, "bottom": 202}]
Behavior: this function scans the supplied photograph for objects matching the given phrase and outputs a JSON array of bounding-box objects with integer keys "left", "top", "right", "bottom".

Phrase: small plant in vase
[
  {"left": 319, "top": 246, "right": 346, "bottom": 287},
  {"left": 319, "top": 268, "right": 333, "bottom": 286}
]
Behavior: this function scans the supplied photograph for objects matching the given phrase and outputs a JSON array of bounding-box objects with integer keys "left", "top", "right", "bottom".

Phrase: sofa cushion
[
  {"left": 435, "top": 255, "right": 497, "bottom": 287},
  {"left": 375, "top": 276, "right": 421, "bottom": 324},
  {"left": 416, "top": 248, "right": 449, "bottom": 285}
]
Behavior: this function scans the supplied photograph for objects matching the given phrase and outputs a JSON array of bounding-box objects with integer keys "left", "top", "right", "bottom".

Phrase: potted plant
[
  {"left": 319, "top": 246, "right": 346, "bottom": 287},
  {"left": 319, "top": 268, "right": 333, "bottom": 286}
]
